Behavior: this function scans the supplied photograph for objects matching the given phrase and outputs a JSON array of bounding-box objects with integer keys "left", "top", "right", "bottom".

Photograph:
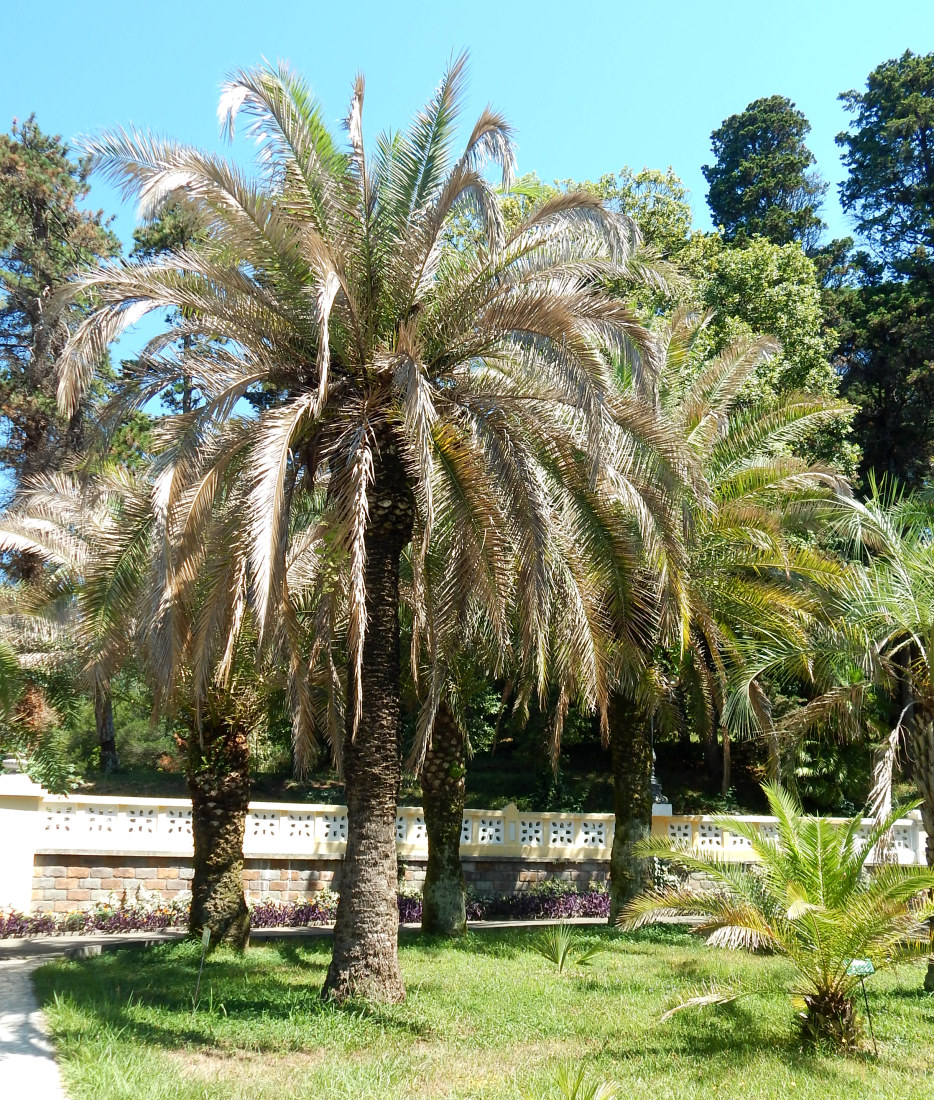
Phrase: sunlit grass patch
[{"left": 34, "top": 927, "right": 934, "bottom": 1100}]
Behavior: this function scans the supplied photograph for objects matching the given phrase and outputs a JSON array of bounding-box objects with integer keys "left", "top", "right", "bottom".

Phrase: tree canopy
[
  {"left": 703, "top": 95, "right": 827, "bottom": 251},
  {"left": 838, "top": 50, "right": 934, "bottom": 268},
  {"left": 0, "top": 116, "right": 119, "bottom": 505}
]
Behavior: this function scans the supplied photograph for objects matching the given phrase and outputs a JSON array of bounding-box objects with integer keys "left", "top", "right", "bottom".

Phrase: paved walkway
[{"left": 0, "top": 957, "right": 68, "bottom": 1099}]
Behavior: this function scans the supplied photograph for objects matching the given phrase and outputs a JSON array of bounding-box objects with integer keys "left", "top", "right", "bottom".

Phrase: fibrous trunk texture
[
  {"left": 420, "top": 701, "right": 467, "bottom": 937},
  {"left": 187, "top": 717, "right": 250, "bottom": 951},
  {"left": 909, "top": 707, "right": 934, "bottom": 991},
  {"left": 94, "top": 679, "right": 118, "bottom": 773},
  {"left": 800, "top": 990, "right": 859, "bottom": 1048},
  {"left": 608, "top": 694, "right": 653, "bottom": 924},
  {"left": 323, "top": 439, "right": 412, "bottom": 1003}
]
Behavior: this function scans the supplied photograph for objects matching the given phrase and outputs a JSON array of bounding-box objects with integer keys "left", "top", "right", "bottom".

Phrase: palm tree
[
  {"left": 0, "top": 472, "right": 283, "bottom": 947},
  {"left": 620, "top": 782, "right": 934, "bottom": 1047},
  {"left": 668, "top": 314, "right": 850, "bottom": 781},
  {"left": 0, "top": 473, "right": 129, "bottom": 771},
  {"left": 604, "top": 311, "right": 851, "bottom": 918},
  {"left": 826, "top": 483, "right": 934, "bottom": 988},
  {"left": 55, "top": 56, "right": 657, "bottom": 1001}
]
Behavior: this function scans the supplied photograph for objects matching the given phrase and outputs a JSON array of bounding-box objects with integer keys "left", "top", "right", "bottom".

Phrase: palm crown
[{"left": 653, "top": 311, "right": 851, "bottom": 780}]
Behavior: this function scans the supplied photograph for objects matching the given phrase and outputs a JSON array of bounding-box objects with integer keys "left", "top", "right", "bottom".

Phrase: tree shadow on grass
[
  {"left": 607, "top": 999, "right": 841, "bottom": 1080},
  {"left": 33, "top": 947, "right": 437, "bottom": 1053},
  {"left": 264, "top": 939, "right": 330, "bottom": 970},
  {"left": 408, "top": 930, "right": 526, "bottom": 960}
]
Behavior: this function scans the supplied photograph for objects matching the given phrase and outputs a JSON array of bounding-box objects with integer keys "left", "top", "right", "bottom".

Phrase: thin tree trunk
[
  {"left": 187, "top": 716, "right": 251, "bottom": 951},
  {"left": 93, "top": 678, "right": 119, "bottom": 773},
  {"left": 323, "top": 439, "right": 412, "bottom": 1003},
  {"left": 420, "top": 700, "right": 467, "bottom": 937},
  {"left": 608, "top": 693, "right": 653, "bottom": 924},
  {"left": 721, "top": 726, "right": 731, "bottom": 796},
  {"left": 909, "top": 706, "right": 934, "bottom": 991},
  {"left": 704, "top": 725, "right": 721, "bottom": 786}
]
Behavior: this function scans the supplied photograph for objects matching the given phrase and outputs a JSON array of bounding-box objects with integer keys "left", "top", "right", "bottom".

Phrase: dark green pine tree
[
  {"left": 835, "top": 257, "right": 934, "bottom": 489},
  {"left": 0, "top": 117, "right": 120, "bottom": 506},
  {"left": 838, "top": 50, "right": 934, "bottom": 269},
  {"left": 833, "top": 52, "right": 934, "bottom": 488},
  {"left": 703, "top": 95, "right": 827, "bottom": 251}
]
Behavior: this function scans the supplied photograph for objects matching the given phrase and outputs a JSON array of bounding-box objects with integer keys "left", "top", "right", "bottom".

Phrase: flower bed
[{"left": 1, "top": 881, "right": 610, "bottom": 938}]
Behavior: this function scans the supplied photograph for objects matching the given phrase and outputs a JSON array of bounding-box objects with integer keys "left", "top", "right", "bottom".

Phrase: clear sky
[{"left": 3, "top": 0, "right": 934, "bottom": 249}]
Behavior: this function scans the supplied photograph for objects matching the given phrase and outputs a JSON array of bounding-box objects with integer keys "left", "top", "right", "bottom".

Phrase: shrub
[{"left": 2, "top": 883, "right": 610, "bottom": 937}]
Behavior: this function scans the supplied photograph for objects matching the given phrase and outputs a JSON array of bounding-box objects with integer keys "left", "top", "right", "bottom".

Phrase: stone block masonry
[{"left": 31, "top": 854, "right": 609, "bottom": 912}]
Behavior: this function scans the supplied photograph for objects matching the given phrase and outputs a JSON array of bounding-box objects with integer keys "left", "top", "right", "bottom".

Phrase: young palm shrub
[
  {"left": 827, "top": 484, "right": 934, "bottom": 989},
  {"left": 618, "top": 782, "right": 934, "bottom": 1047},
  {"left": 55, "top": 56, "right": 665, "bottom": 1000},
  {"left": 521, "top": 1062, "right": 617, "bottom": 1100},
  {"left": 532, "top": 923, "right": 603, "bottom": 973}
]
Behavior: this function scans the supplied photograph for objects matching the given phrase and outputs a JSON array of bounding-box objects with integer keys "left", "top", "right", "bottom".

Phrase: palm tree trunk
[
  {"left": 608, "top": 693, "right": 653, "bottom": 923},
  {"left": 93, "top": 678, "right": 119, "bottom": 773},
  {"left": 721, "top": 726, "right": 731, "bottom": 796},
  {"left": 420, "top": 700, "right": 467, "bottom": 936},
  {"left": 323, "top": 441, "right": 412, "bottom": 1003},
  {"left": 704, "top": 726, "right": 721, "bottom": 786},
  {"left": 187, "top": 716, "right": 251, "bottom": 950},
  {"left": 909, "top": 705, "right": 934, "bottom": 991}
]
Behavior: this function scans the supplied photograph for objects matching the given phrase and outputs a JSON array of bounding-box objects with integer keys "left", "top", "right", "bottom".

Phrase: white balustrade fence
[
  {"left": 0, "top": 772, "right": 928, "bottom": 912},
  {"left": 27, "top": 794, "right": 930, "bottom": 864}
]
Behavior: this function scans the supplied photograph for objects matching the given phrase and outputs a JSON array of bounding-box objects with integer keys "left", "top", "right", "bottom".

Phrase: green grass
[{"left": 33, "top": 927, "right": 934, "bottom": 1099}]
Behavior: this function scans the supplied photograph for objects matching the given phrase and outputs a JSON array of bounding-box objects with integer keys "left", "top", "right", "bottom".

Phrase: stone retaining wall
[{"left": 32, "top": 853, "right": 610, "bottom": 912}]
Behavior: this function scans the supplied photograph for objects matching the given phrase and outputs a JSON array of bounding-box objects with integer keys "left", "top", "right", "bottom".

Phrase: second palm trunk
[
  {"left": 420, "top": 701, "right": 467, "bottom": 936},
  {"left": 608, "top": 694, "right": 653, "bottom": 924},
  {"left": 187, "top": 716, "right": 251, "bottom": 950}
]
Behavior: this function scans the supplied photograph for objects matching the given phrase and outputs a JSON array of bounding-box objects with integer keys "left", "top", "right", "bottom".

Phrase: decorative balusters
[
  {"left": 580, "top": 821, "right": 607, "bottom": 847},
  {"left": 320, "top": 812, "right": 348, "bottom": 842},
  {"left": 165, "top": 807, "right": 193, "bottom": 839},
  {"left": 43, "top": 805, "right": 76, "bottom": 833},
  {"left": 124, "top": 807, "right": 157, "bottom": 836},
  {"left": 27, "top": 796, "right": 926, "bottom": 866},
  {"left": 286, "top": 812, "right": 314, "bottom": 842},
  {"left": 247, "top": 811, "right": 280, "bottom": 846},
  {"left": 549, "top": 820, "right": 575, "bottom": 846},
  {"left": 477, "top": 818, "right": 504, "bottom": 845}
]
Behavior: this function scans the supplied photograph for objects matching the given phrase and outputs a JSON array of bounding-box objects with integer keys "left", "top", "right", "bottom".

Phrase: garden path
[{"left": 0, "top": 956, "right": 68, "bottom": 1099}]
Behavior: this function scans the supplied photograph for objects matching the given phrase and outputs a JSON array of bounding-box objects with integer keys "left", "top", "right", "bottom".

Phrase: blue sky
[{"left": 3, "top": 0, "right": 934, "bottom": 248}]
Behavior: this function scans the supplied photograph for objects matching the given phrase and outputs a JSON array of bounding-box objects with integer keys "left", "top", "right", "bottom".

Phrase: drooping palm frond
[{"left": 55, "top": 54, "right": 678, "bottom": 771}]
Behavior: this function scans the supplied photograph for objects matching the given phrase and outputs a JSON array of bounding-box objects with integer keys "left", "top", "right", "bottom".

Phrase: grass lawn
[{"left": 34, "top": 926, "right": 934, "bottom": 1100}]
